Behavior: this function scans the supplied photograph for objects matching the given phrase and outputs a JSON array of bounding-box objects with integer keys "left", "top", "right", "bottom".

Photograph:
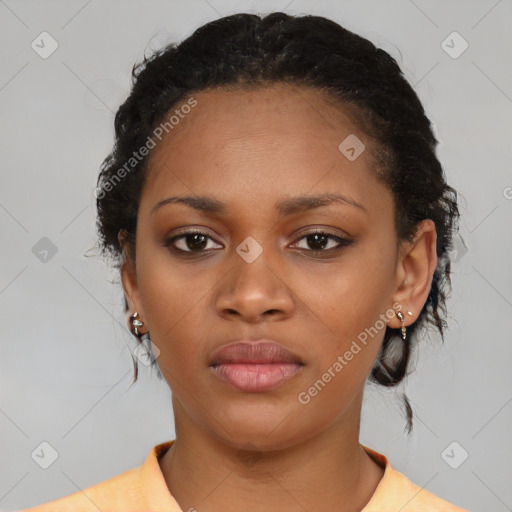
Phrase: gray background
[{"left": 1, "top": 1, "right": 511, "bottom": 511}]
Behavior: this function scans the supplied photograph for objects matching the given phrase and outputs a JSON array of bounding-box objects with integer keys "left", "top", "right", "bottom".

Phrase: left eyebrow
[
  {"left": 150, "top": 192, "right": 368, "bottom": 216},
  {"left": 275, "top": 193, "right": 368, "bottom": 216}
]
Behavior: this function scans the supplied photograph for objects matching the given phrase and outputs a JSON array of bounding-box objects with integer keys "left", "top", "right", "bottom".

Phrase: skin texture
[{"left": 120, "top": 84, "right": 438, "bottom": 512}]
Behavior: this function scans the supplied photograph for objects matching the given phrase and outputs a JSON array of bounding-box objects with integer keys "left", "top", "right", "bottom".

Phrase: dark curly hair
[{"left": 95, "top": 12, "right": 459, "bottom": 434}]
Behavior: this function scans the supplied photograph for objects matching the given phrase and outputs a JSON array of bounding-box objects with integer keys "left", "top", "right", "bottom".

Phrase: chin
[{"left": 210, "top": 414, "right": 317, "bottom": 453}]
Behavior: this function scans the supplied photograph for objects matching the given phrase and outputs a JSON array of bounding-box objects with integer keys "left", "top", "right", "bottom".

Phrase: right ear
[{"left": 118, "top": 229, "right": 145, "bottom": 318}]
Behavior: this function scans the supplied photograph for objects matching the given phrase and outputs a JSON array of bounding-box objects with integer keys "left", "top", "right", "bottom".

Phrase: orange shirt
[{"left": 18, "top": 440, "right": 469, "bottom": 512}]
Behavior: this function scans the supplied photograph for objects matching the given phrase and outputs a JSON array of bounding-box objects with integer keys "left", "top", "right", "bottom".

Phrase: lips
[
  {"left": 210, "top": 340, "right": 302, "bottom": 365},
  {"left": 210, "top": 340, "right": 303, "bottom": 392}
]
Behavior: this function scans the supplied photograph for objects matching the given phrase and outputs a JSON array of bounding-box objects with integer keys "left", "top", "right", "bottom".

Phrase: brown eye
[
  {"left": 292, "top": 231, "right": 353, "bottom": 253},
  {"left": 165, "top": 231, "right": 222, "bottom": 252}
]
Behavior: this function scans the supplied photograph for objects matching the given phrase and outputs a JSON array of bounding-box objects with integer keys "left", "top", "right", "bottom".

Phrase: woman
[{"left": 21, "top": 12, "right": 469, "bottom": 512}]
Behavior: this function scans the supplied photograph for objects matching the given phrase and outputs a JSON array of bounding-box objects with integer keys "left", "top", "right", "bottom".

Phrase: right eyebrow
[{"left": 151, "top": 195, "right": 226, "bottom": 216}]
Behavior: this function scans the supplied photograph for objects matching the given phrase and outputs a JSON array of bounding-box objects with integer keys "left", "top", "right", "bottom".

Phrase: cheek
[
  {"left": 298, "top": 240, "right": 396, "bottom": 394},
  {"left": 135, "top": 245, "right": 209, "bottom": 352},
  {"left": 294, "top": 303, "right": 387, "bottom": 427},
  {"left": 303, "top": 241, "right": 396, "bottom": 342}
]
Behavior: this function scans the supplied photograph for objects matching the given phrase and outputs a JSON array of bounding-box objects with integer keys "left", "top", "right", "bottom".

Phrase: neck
[{"left": 159, "top": 392, "right": 384, "bottom": 512}]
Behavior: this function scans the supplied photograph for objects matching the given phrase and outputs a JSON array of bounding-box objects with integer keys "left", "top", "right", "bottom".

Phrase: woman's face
[{"left": 122, "top": 84, "right": 417, "bottom": 450}]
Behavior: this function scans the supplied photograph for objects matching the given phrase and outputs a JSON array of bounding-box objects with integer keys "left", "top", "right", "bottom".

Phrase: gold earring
[
  {"left": 129, "top": 312, "right": 144, "bottom": 338},
  {"left": 396, "top": 310, "right": 407, "bottom": 342}
]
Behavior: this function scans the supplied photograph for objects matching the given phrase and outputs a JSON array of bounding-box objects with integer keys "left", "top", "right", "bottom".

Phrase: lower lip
[{"left": 211, "top": 363, "right": 302, "bottom": 392}]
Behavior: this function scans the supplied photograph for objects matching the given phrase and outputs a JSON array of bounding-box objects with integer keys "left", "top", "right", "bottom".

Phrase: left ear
[{"left": 389, "top": 219, "right": 438, "bottom": 328}]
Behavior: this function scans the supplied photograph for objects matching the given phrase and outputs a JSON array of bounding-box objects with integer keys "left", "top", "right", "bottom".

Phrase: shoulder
[
  {"left": 16, "top": 440, "right": 177, "bottom": 512},
  {"left": 386, "top": 467, "right": 470, "bottom": 511},
  {"left": 362, "top": 445, "right": 470, "bottom": 512},
  {"left": 16, "top": 465, "right": 144, "bottom": 512}
]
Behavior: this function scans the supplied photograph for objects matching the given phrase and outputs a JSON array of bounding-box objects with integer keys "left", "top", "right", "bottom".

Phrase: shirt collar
[
  {"left": 140, "top": 440, "right": 181, "bottom": 511},
  {"left": 139, "top": 440, "right": 392, "bottom": 512}
]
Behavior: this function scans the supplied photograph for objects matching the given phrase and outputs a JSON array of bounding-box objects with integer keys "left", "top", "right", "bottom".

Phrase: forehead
[
  {"left": 140, "top": 84, "right": 389, "bottom": 218},
  {"left": 147, "top": 84, "right": 360, "bottom": 168}
]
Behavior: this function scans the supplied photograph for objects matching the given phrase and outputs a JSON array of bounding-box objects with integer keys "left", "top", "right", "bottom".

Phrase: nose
[{"left": 215, "top": 249, "right": 295, "bottom": 323}]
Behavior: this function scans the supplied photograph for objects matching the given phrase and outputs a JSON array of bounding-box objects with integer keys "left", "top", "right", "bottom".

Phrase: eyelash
[{"left": 164, "top": 229, "right": 353, "bottom": 257}]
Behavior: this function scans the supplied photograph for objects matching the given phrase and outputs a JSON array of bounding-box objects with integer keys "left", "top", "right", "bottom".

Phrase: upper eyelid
[
  {"left": 166, "top": 229, "right": 351, "bottom": 249},
  {"left": 168, "top": 228, "right": 348, "bottom": 240}
]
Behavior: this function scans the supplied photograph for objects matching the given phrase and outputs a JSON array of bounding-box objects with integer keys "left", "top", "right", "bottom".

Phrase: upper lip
[{"left": 210, "top": 339, "right": 303, "bottom": 366}]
